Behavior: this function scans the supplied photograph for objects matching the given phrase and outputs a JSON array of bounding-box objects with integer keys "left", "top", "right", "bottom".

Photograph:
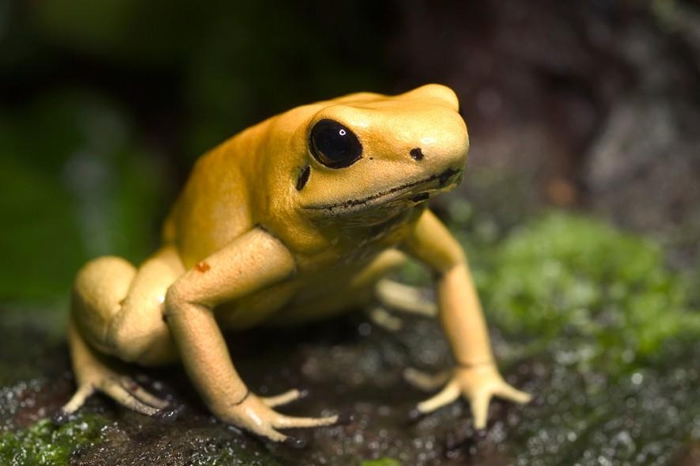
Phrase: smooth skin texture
[{"left": 63, "top": 84, "right": 531, "bottom": 443}]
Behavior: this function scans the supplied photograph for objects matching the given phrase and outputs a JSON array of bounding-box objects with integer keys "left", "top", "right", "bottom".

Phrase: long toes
[
  {"left": 274, "top": 414, "right": 339, "bottom": 429},
  {"left": 470, "top": 391, "right": 492, "bottom": 430},
  {"left": 403, "top": 367, "right": 451, "bottom": 392},
  {"left": 100, "top": 378, "right": 160, "bottom": 416},
  {"left": 376, "top": 280, "right": 437, "bottom": 317},
  {"left": 250, "top": 425, "right": 288, "bottom": 443},
  {"left": 368, "top": 306, "right": 403, "bottom": 331},
  {"left": 61, "top": 384, "right": 94, "bottom": 414},
  {"left": 119, "top": 377, "right": 169, "bottom": 409},
  {"left": 261, "top": 389, "right": 307, "bottom": 408},
  {"left": 416, "top": 380, "right": 460, "bottom": 414},
  {"left": 495, "top": 384, "right": 532, "bottom": 404}
]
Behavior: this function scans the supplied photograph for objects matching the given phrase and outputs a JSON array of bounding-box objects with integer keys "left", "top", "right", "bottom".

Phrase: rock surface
[{"left": 1, "top": 210, "right": 698, "bottom": 465}]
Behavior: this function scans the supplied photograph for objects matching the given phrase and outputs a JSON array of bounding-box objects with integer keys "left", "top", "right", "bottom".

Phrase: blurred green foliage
[
  {"left": 0, "top": 91, "right": 164, "bottom": 300},
  {"left": 361, "top": 458, "right": 401, "bottom": 466},
  {"left": 8, "top": 0, "right": 389, "bottom": 157},
  {"left": 0, "top": 0, "right": 389, "bottom": 303}
]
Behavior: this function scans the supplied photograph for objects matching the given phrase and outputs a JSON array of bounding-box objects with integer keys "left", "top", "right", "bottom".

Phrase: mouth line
[{"left": 304, "top": 167, "right": 462, "bottom": 213}]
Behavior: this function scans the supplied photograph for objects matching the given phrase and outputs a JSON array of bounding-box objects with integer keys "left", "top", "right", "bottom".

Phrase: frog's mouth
[{"left": 303, "top": 167, "right": 463, "bottom": 216}]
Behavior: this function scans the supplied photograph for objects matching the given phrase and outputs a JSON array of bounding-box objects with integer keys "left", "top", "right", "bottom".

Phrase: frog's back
[{"left": 162, "top": 123, "right": 268, "bottom": 269}]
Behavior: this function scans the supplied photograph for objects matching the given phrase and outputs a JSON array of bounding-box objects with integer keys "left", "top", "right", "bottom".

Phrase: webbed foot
[
  {"left": 63, "top": 374, "right": 168, "bottom": 416},
  {"left": 219, "top": 389, "right": 343, "bottom": 443},
  {"left": 412, "top": 364, "right": 531, "bottom": 429},
  {"left": 62, "top": 318, "right": 168, "bottom": 418}
]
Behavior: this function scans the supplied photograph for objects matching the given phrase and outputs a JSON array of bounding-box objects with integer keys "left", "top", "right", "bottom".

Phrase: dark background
[{"left": 2, "top": 0, "right": 699, "bottom": 302}]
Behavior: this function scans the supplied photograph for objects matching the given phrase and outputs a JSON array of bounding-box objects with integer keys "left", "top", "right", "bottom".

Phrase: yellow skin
[{"left": 63, "top": 84, "right": 530, "bottom": 443}]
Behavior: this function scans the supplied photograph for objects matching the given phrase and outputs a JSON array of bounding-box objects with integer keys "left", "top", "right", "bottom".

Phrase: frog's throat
[{"left": 303, "top": 167, "right": 463, "bottom": 215}]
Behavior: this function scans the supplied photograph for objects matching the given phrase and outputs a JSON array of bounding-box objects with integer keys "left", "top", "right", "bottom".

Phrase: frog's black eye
[{"left": 309, "top": 119, "right": 362, "bottom": 169}]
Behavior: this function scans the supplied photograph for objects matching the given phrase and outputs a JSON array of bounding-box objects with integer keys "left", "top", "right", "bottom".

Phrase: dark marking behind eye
[
  {"left": 411, "top": 193, "right": 430, "bottom": 203},
  {"left": 296, "top": 165, "right": 310, "bottom": 190},
  {"left": 410, "top": 148, "right": 424, "bottom": 161}
]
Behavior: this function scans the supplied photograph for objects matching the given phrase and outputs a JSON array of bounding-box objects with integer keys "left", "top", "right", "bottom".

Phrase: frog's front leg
[
  {"left": 164, "top": 228, "right": 339, "bottom": 443},
  {"left": 402, "top": 210, "right": 531, "bottom": 429}
]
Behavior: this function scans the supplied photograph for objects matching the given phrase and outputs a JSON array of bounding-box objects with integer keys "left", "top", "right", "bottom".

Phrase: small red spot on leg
[{"left": 195, "top": 261, "right": 211, "bottom": 273}]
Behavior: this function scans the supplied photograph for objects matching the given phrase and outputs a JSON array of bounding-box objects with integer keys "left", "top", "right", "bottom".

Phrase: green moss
[
  {"left": 361, "top": 458, "right": 400, "bottom": 466},
  {"left": 0, "top": 413, "right": 108, "bottom": 466},
  {"left": 464, "top": 211, "right": 700, "bottom": 373}
]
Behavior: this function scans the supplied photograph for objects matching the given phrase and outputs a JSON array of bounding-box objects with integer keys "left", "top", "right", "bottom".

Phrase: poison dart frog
[{"left": 62, "top": 84, "right": 530, "bottom": 444}]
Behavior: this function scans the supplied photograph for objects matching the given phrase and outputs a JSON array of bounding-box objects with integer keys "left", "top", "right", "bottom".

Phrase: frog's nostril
[{"left": 410, "top": 148, "right": 424, "bottom": 161}]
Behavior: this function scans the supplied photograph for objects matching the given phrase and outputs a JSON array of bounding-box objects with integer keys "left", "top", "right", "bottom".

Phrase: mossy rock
[{"left": 1, "top": 212, "right": 697, "bottom": 465}]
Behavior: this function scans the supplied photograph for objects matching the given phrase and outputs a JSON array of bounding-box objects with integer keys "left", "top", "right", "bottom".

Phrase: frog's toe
[
  {"left": 61, "top": 384, "right": 95, "bottom": 414},
  {"left": 260, "top": 388, "right": 308, "bottom": 408},
  {"left": 225, "top": 393, "right": 344, "bottom": 444},
  {"left": 403, "top": 367, "right": 451, "bottom": 392},
  {"left": 249, "top": 424, "right": 288, "bottom": 443},
  {"left": 494, "top": 383, "right": 532, "bottom": 405},
  {"left": 416, "top": 379, "right": 460, "bottom": 414},
  {"left": 368, "top": 306, "right": 403, "bottom": 331},
  {"left": 117, "top": 376, "right": 170, "bottom": 409},
  {"left": 376, "top": 279, "right": 437, "bottom": 317},
  {"left": 273, "top": 413, "right": 340, "bottom": 429},
  {"left": 98, "top": 377, "right": 165, "bottom": 415},
  {"left": 469, "top": 391, "right": 492, "bottom": 429},
  {"left": 238, "top": 418, "right": 309, "bottom": 446}
]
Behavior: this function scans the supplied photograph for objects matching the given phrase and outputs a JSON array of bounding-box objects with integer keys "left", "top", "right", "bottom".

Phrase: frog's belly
[
  {"left": 271, "top": 270, "right": 379, "bottom": 326},
  {"left": 214, "top": 249, "right": 406, "bottom": 330},
  {"left": 214, "top": 265, "right": 376, "bottom": 330}
]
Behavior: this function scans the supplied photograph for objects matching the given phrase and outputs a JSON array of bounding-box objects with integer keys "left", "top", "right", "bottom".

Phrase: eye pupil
[{"left": 309, "top": 119, "right": 362, "bottom": 169}]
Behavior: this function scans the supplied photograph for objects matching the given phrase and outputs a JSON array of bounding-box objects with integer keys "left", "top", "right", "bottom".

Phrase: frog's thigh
[{"left": 72, "top": 246, "right": 184, "bottom": 366}]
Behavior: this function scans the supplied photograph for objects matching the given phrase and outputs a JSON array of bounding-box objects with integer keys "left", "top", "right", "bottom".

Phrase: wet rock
[{"left": 1, "top": 212, "right": 698, "bottom": 465}]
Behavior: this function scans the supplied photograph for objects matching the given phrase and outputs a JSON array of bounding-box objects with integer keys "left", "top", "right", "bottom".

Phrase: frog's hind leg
[
  {"left": 62, "top": 247, "right": 183, "bottom": 417},
  {"left": 346, "top": 250, "right": 436, "bottom": 331},
  {"left": 366, "top": 272, "right": 437, "bottom": 332},
  {"left": 375, "top": 279, "right": 437, "bottom": 318},
  {"left": 62, "top": 318, "right": 167, "bottom": 416}
]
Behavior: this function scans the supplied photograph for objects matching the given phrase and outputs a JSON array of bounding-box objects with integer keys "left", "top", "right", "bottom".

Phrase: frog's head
[{"left": 264, "top": 84, "right": 469, "bottom": 227}]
